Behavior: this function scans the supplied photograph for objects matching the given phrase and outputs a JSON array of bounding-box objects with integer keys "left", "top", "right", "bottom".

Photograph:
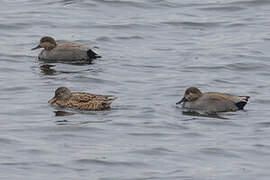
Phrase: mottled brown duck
[{"left": 48, "top": 87, "right": 116, "bottom": 111}]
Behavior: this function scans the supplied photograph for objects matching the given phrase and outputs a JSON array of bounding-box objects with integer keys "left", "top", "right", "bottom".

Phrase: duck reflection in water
[
  {"left": 54, "top": 111, "right": 75, "bottom": 117},
  {"left": 39, "top": 62, "right": 103, "bottom": 76},
  {"left": 181, "top": 110, "right": 228, "bottom": 120},
  {"left": 40, "top": 64, "right": 57, "bottom": 75}
]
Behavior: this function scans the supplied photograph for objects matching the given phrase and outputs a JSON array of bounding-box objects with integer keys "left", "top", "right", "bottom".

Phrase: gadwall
[
  {"left": 48, "top": 87, "right": 116, "bottom": 111},
  {"left": 176, "top": 87, "right": 249, "bottom": 113},
  {"left": 32, "top": 36, "right": 100, "bottom": 62}
]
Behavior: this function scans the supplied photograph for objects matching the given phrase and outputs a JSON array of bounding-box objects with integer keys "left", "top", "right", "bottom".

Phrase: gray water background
[{"left": 1, "top": 0, "right": 270, "bottom": 179}]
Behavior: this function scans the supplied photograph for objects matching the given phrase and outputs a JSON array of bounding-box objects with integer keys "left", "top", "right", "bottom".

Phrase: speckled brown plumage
[{"left": 48, "top": 87, "right": 116, "bottom": 111}]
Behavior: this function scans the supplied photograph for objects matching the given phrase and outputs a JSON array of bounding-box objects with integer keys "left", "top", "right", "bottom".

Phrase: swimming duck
[
  {"left": 32, "top": 36, "right": 100, "bottom": 62},
  {"left": 48, "top": 87, "right": 116, "bottom": 111},
  {"left": 176, "top": 87, "right": 249, "bottom": 113}
]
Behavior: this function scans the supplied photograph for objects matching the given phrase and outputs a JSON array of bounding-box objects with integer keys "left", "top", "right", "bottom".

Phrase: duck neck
[{"left": 43, "top": 42, "right": 57, "bottom": 51}]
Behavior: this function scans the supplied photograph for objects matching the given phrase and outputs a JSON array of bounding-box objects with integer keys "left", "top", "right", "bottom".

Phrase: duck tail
[
  {"left": 101, "top": 97, "right": 117, "bottom": 109},
  {"left": 87, "top": 49, "right": 101, "bottom": 59},
  {"left": 235, "top": 96, "right": 250, "bottom": 110},
  {"left": 106, "top": 97, "right": 117, "bottom": 104}
]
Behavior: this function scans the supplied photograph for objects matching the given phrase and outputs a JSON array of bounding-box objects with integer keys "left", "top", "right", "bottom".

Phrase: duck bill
[
  {"left": 48, "top": 97, "right": 57, "bottom": 104},
  {"left": 176, "top": 97, "right": 186, "bottom": 105},
  {"left": 31, "top": 44, "right": 41, "bottom": 50}
]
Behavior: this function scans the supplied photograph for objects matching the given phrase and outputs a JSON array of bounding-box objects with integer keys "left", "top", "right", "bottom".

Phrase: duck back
[
  {"left": 38, "top": 42, "right": 98, "bottom": 62},
  {"left": 184, "top": 92, "right": 249, "bottom": 112},
  {"left": 66, "top": 92, "right": 116, "bottom": 111}
]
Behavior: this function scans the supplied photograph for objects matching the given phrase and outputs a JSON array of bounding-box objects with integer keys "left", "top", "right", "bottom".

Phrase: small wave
[
  {"left": 0, "top": 137, "right": 20, "bottom": 144},
  {"left": 1, "top": 86, "right": 30, "bottom": 92},
  {"left": 115, "top": 35, "right": 143, "bottom": 40},
  {"left": 225, "top": 23, "right": 247, "bottom": 28},
  {"left": 162, "top": 21, "right": 224, "bottom": 29},
  {"left": 200, "top": 147, "right": 242, "bottom": 158},
  {"left": 255, "top": 99, "right": 270, "bottom": 104},
  {"left": 130, "top": 147, "right": 176, "bottom": 156},
  {"left": 199, "top": 6, "right": 246, "bottom": 12},
  {"left": 96, "top": 36, "right": 112, "bottom": 42},
  {"left": 225, "top": 62, "right": 270, "bottom": 71},
  {"left": 183, "top": 65, "right": 225, "bottom": 70},
  {"left": 255, "top": 121, "right": 270, "bottom": 128},
  {"left": 1, "top": 162, "right": 29, "bottom": 166},
  {"left": 0, "top": 23, "right": 31, "bottom": 30},
  {"left": 228, "top": 0, "right": 270, "bottom": 7},
  {"left": 91, "top": 0, "right": 148, "bottom": 8},
  {"left": 127, "top": 132, "right": 173, "bottom": 137},
  {"left": 76, "top": 158, "right": 147, "bottom": 167},
  {"left": 93, "top": 23, "right": 152, "bottom": 30}
]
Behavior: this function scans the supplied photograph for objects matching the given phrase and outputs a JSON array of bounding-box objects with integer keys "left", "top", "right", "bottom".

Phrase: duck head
[
  {"left": 176, "top": 87, "right": 202, "bottom": 104},
  {"left": 48, "top": 87, "right": 72, "bottom": 104},
  {"left": 32, "top": 36, "right": 57, "bottom": 51}
]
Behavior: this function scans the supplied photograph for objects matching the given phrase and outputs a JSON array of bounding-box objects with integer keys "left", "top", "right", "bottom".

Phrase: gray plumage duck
[
  {"left": 48, "top": 87, "right": 116, "bottom": 111},
  {"left": 177, "top": 87, "right": 249, "bottom": 113},
  {"left": 32, "top": 36, "right": 100, "bottom": 62}
]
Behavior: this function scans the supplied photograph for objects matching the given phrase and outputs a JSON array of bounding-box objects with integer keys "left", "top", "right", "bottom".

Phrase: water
[{"left": 1, "top": 0, "right": 270, "bottom": 179}]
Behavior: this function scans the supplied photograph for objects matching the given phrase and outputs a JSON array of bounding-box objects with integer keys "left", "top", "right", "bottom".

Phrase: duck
[
  {"left": 48, "top": 87, "right": 116, "bottom": 111},
  {"left": 32, "top": 36, "right": 100, "bottom": 62},
  {"left": 176, "top": 87, "right": 249, "bottom": 113}
]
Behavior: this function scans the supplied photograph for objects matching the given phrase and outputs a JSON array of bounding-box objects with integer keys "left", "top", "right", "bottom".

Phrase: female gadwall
[
  {"left": 176, "top": 87, "right": 249, "bottom": 113},
  {"left": 48, "top": 87, "right": 116, "bottom": 111},
  {"left": 32, "top": 36, "right": 100, "bottom": 62}
]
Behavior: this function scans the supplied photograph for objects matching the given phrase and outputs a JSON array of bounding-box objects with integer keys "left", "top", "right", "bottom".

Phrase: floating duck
[
  {"left": 32, "top": 36, "right": 100, "bottom": 62},
  {"left": 48, "top": 87, "right": 116, "bottom": 111},
  {"left": 177, "top": 87, "right": 249, "bottom": 113}
]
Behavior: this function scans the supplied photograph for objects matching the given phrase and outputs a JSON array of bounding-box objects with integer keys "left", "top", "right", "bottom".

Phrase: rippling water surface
[{"left": 1, "top": 0, "right": 270, "bottom": 179}]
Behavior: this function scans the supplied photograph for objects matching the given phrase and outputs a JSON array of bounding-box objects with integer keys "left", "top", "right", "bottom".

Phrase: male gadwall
[
  {"left": 176, "top": 87, "right": 250, "bottom": 113},
  {"left": 32, "top": 36, "right": 100, "bottom": 62},
  {"left": 48, "top": 87, "right": 116, "bottom": 111}
]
